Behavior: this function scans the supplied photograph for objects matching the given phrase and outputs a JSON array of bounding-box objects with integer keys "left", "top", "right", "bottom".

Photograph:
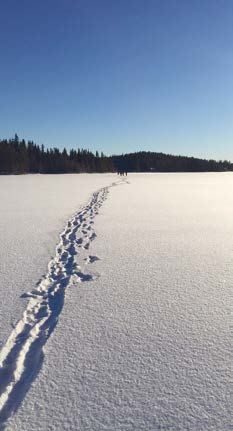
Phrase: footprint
[
  {"left": 90, "top": 233, "right": 97, "bottom": 242},
  {"left": 76, "top": 271, "right": 93, "bottom": 282},
  {"left": 85, "top": 255, "right": 100, "bottom": 264}
]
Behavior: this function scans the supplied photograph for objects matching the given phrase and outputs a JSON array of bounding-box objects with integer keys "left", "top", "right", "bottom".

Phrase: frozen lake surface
[{"left": 0, "top": 173, "right": 231, "bottom": 430}]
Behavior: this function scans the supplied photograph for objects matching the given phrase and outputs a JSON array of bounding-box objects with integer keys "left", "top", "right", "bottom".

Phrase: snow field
[
  {"left": 1, "top": 173, "right": 232, "bottom": 430},
  {"left": 0, "top": 173, "right": 115, "bottom": 345}
]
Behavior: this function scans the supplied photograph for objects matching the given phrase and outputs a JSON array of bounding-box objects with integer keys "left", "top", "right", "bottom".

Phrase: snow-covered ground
[
  {"left": 0, "top": 173, "right": 231, "bottom": 430},
  {"left": 0, "top": 174, "right": 115, "bottom": 343}
]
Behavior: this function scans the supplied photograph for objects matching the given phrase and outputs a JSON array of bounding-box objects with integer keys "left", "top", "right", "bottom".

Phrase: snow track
[{"left": 0, "top": 181, "right": 122, "bottom": 429}]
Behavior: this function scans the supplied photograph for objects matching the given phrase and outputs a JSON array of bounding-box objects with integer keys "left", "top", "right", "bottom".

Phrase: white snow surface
[
  {"left": 0, "top": 174, "right": 114, "bottom": 344},
  {"left": 0, "top": 173, "right": 232, "bottom": 430}
]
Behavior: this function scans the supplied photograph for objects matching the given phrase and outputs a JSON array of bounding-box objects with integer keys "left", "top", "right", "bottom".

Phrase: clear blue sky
[{"left": 1, "top": 0, "right": 233, "bottom": 160}]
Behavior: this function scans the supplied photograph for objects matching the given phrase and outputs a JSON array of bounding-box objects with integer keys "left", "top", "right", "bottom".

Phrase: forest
[
  {"left": 0, "top": 135, "right": 112, "bottom": 174},
  {"left": 0, "top": 135, "right": 232, "bottom": 174},
  {"left": 112, "top": 151, "right": 233, "bottom": 172}
]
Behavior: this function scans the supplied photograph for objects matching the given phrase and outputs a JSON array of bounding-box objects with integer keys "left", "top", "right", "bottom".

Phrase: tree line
[
  {"left": 111, "top": 151, "right": 233, "bottom": 172},
  {"left": 0, "top": 135, "right": 232, "bottom": 174},
  {"left": 0, "top": 135, "right": 113, "bottom": 174}
]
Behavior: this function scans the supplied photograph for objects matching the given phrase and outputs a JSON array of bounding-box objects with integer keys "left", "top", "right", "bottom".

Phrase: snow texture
[{"left": 0, "top": 173, "right": 232, "bottom": 430}]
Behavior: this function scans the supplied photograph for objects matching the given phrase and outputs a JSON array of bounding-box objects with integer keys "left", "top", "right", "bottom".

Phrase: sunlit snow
[{"left": 0, "top": 173, "right": 231, "bottom": 430}]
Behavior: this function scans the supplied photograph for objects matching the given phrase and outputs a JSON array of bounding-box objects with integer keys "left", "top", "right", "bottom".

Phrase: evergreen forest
[{"left": 0, "top": 135, "right": 232, "bottom": 174}]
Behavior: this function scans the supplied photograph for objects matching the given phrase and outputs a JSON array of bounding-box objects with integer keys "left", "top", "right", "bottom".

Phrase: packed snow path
[{"left": 0, "top": 180, "right": 124, "bottom": 428}]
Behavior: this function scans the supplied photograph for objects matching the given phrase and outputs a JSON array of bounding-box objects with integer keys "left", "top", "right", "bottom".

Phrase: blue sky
[{"left": 1, "top": 0, "right": 233, "bottom": 159}]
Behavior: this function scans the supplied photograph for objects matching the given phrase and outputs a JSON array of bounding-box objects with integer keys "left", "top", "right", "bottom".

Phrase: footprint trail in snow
[{"left": 0, "top": 179, "right": 126, "bottom": 428}]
